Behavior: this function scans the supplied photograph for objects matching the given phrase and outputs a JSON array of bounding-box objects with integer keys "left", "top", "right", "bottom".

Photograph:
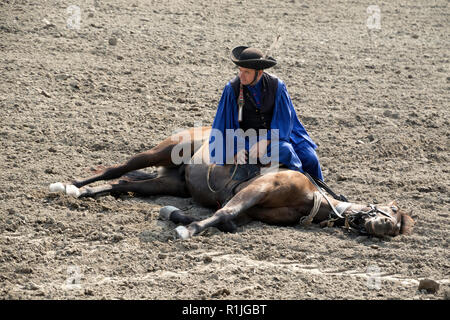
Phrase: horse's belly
[{"left": 185, "top": 164, "right": 219, "bottom": 207}]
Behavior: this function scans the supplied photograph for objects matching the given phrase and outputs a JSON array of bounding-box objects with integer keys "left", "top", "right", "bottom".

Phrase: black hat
[{"left": 230, "top": 46, "right": 277, "bottom": 70}]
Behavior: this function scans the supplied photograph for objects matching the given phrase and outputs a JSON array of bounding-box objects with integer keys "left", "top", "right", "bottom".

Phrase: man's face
[{"left": 238, "top": 67, "right": 261, "bottom": 85}]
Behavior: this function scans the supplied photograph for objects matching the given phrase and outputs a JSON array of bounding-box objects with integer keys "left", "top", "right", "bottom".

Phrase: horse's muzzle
[{"left": 364, "top": 216, "right": 400, "bottom": 237}]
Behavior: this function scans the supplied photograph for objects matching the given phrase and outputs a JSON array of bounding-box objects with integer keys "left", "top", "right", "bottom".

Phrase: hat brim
[{"left": 230, "top": 46, "right": 277, "bottom": 70}]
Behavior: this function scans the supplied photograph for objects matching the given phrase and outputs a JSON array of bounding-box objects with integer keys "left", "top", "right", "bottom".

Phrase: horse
[{"left": 57, "top": 126, "right": 414, "bottom": 240}]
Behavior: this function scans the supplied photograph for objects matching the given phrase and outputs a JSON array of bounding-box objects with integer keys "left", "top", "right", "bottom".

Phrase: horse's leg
[
  {"left": 159, "top": 206, "right": 238, "bottom": 233},
  {"left": 174, "top": 169, "right": 343, "bottom": 239},
  {"left": 80, "top": 173, "right": 189, "bottom": 198},
  {"left": 73, "top": 147, "right": 173, "bottom": 188},
  {"left": 175, "top": 181, "right": 272, "bottom": 239},
  {"left": 72, "top": 127, "right": 207, "bottom": 188},
  {"left": 160, "top": 206, "right": 199, "bottom": 225}
]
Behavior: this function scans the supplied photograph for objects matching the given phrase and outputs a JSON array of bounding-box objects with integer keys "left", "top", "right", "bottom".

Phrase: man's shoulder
[
  {"left": 217, "top": 79, "right": 237, "bottom": 102},
  {"left": 263, "top": 72, "right": 278, "bottom": 80},
  {"left": 264, "top": 72, "right": 284, "bottom": 86},
  {"left": 262, "top": 72, "right": 283, "bottom": 95},
  {"left": 227, "top": 76, "right": 240, "bottom": 98},
  {"left": 228, "top": 75, "right": 240, "bottom": 88},
  {"left": 225, "top": 73, "right": 284, "bottom": 96}
]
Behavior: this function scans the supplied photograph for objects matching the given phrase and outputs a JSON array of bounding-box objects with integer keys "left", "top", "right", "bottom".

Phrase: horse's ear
[
  {"left": 400, "top": 212, "right": 415, "bottom": 235},
  {"left": 389, "top": 200, "right": 398, "bottom": 207}
]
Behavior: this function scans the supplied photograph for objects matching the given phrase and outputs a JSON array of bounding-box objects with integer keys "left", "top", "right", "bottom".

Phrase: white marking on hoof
[
  {"left": 159, "top": 206, "right": 180, "bottom": 220},
  {"left": 49, "top": 182, "right": 65, "bottom": 193},
  {"left": 175, "top": 226, "right": 190, "bottom": 240},
  {"left": 65, "top": 184, "right": 81, "bottom": 198}
]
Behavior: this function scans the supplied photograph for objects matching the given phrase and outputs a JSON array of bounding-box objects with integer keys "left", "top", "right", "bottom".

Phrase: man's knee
[{"left": 297, "top": 145, "right": 323, "bottom": 179}]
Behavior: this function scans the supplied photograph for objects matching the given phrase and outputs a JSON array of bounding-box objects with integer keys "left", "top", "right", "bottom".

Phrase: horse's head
[{"left": 361, "top": 201, "right": 415, "bottom": 237}]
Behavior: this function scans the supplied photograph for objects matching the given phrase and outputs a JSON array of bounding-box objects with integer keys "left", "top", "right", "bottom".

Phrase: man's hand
[
  {"left": 234, "top": 149, "right": 248, "bottom": 164},
  {"left": 249, "top": 139, "right": 270, "bottom": 162}
]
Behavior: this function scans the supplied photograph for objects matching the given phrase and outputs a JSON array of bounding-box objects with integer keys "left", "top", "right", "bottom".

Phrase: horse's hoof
[
  {"left": 159, "top": 206, "right": 180, "bottom": 220},
  {"left": 49, "top": 182, "right": 65, "bottom": 193},
  {"left": 65, "top": 184, "right": 81, "bottom": 198},
  {"left": 175, "top": 226, "right": 191, "bottom": 240}
]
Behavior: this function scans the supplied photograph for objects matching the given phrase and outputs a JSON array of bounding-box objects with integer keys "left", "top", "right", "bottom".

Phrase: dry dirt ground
[{"left": 0, "top": 0, "right": 449, "bottom": 300}]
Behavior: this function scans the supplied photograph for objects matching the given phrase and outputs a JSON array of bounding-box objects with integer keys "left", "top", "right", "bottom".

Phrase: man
[{"left": 209, "top": 46, "right": 323, "bottom": 180}]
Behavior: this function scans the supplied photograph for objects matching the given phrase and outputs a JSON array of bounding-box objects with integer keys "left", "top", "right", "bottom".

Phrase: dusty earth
[{"left": 0, "top": 0, "right": 449, "bottom": 300}]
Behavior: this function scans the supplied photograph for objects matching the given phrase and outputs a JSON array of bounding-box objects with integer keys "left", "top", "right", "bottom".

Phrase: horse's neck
[{"left": 335, "top": 201, "right": 367, "bottom": 215}]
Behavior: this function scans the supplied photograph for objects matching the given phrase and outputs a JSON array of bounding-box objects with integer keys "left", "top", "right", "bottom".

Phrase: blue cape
[{"left": 209, "top": 77, "right": 317, "bottom": 172}]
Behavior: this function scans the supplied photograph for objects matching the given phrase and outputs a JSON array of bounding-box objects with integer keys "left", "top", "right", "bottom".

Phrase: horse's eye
[{"left": 391, "top": 206, "right": 398, "bottom": 212}]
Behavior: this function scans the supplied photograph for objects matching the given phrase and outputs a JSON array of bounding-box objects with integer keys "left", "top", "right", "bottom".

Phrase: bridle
[
  {"left": 352, "top": 204, "right": 396, "bottom": 219},
  {"left": 342, "top": 204, "right": 399, "bottom": 234},
  {"left": 303, "top": 172, "right": 399, "bottom": 234}
]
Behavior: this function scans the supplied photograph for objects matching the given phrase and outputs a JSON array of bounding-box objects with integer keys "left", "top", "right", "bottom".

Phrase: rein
[
  {"left": 303, "top": 172, "right": 344, "bottom": 219},
  {"left": 354, "top": 204, "right": 394, "bottom": 219},
  {"left": 206, "top": 164, "right": 239, "bottom": 193}
]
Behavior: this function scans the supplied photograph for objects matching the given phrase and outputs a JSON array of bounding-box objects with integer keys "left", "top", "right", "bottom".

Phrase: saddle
[
  {"left": 230, "top": 164, "right": 261, "bottom": 183},
  {"left": 226, "top": 164, "right": 262, "bottom": 206},
  {"left": 207, "top": 164, "right": 261, "bottom": 208}
]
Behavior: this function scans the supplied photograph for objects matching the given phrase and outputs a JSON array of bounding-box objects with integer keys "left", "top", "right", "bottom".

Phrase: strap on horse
[
  {"left": 207, "top": 163, "right": 239, "bottom": 194},
  {"left": 303, "top": 172, "right": 346, "bottom": 220},
  {"left": 207, "top": 164, "right": 261, "bottom": 208},
  {"left": 303, "top": 173, "right": 380, "bottom": 233},
  {"left": 310, "top": 175, "right": 348, "bottom": 202},
  {"left": 299, "top": 191, "right": 322, "bottom": 226}
]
